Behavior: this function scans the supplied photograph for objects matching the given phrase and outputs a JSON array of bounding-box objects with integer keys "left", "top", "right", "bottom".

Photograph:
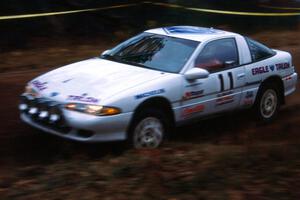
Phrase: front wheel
[
  {"left": 254, "top": 84, "right": 281, "bottom": 123},
  {"left": 128, "top": 109, "right": 170, "bottom": 149}
]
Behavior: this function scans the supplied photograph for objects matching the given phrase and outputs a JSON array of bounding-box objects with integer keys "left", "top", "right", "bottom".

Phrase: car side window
[
  {"left": 245, "top": 37, "right": 275, "bottom": 62},
  {"left": 194, "top": 38, "right": 239, "bottom": 73}
]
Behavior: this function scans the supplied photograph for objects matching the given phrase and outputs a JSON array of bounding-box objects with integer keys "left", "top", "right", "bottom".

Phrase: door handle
[{"left": 237, "top": 73, "right": 245, "bottom": 79}]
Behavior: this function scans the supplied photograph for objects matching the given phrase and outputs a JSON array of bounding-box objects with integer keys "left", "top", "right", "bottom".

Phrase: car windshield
[{"left": 100, "top": 32, "right": 199, "bottom": 73}]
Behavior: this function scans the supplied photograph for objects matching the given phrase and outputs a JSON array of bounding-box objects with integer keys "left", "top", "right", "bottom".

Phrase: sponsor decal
[
  {"left": 183, "top": 90, "right": 204, "bottom": 100},
  {"left": 243, "top": 99, "right": 253, "bottom": 105},
  {"left": 276, "top": 62, "right": 290, "bottom": 70},
  {"left": 216, "top": 96, "right": 234, "bottom": 106},
  {"left": 243, "top": 91, "right": 254, "bottom": 106},
  {"left": 50, "top": 92, "right": 59, "bottom": 97},
  {"left": 252, "top": 66, "right": 269, "bottom": 75},
  {"left": 216, "top": 91, "right": 234, "bottom": 106},
  {"left": 135, "top": 89, "right": 165, "bottom": 99},
  {"left": 217, "top": 90, "right": 233, "bottom": 97},
  {"left": 67, "top": 93, "right": 99, "bottom": 103},
  {"left": 252, "top": 63, "right": 290, "bottom": 75},
  {"left": 181, "top": 104, "right": 205, "bottom": 117},
  {"left": 32, "top": 80, "right": 48, "bottom": 91}
]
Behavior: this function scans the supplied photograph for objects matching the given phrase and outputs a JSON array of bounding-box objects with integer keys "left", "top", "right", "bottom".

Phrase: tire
[
  {"left": 128, "top": 108, "right": 171, "bottom": 149},
  {"left": 254, "top": 83, "right": 281, "bottom": 123}
]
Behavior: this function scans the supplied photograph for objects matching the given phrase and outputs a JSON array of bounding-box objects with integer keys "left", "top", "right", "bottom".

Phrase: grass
[{"left": 1, "top": 141, "right": 300, "bottom": 200}]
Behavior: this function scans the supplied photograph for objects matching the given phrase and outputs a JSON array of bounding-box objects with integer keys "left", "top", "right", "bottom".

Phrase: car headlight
[{"left": 65, "top": 103, "right": 121, "bottom": 116}]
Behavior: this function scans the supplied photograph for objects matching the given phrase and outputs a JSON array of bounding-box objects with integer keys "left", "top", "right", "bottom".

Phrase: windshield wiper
[
  {"left": 100, "top": 54, "right": 118, "bottom": 61},
  {"left": 119, "top": 59, "right": 153, "bottom": 70},
  {"left": 120, "top": 52, "right": 154, "bottom": 59},
  {"left": 101, "top": 54, "right": 155, "bottom": 71}
]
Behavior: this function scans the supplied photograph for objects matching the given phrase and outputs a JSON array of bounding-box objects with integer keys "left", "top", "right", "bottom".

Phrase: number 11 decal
[{"left": 218, "top": 72, "right": 234, "bottom": 92}]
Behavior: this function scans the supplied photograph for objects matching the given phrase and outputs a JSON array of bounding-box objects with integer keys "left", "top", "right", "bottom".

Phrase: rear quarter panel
[
  {"left": 245, "top": 50, "right": 293, "bottom": 84},
  {"left": 242, "top": 50, "right": 294, "bottom": 107}
]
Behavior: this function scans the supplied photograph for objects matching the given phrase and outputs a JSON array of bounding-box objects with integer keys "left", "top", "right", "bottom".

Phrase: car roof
[{"left": 145, "top": 26, "right": 240, "bottom": 42}]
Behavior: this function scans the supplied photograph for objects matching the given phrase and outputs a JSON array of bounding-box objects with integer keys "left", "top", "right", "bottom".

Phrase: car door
[{"left": 180, "top": 37, "right": 246, "bottom": 121}]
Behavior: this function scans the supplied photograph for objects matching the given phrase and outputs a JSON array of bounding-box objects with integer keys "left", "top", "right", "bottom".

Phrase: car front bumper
[{"left": 19, "top": 96, "right": 133, "bottom": 142}]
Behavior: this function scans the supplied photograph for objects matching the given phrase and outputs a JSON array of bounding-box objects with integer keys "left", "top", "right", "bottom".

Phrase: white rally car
[{"left": 19, "top": 26, "right": 297, "bottom": 148}]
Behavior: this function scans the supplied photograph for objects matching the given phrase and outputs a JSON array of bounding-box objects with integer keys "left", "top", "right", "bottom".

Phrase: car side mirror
[
  {"left": 184, "top": 68, "right": 209, "bottom": 80},
  {"left": 101, "top": 49, "right": 111, "bottom": 56}
]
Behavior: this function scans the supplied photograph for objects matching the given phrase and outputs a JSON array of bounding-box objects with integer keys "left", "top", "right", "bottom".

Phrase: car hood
[{"left": 31, "top": 58, "right": 169, "bottom": 104}]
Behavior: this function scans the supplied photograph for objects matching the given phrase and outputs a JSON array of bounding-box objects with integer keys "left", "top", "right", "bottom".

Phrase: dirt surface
[{"left": 0, "top": 30, "right": 300, "bottom": 199}]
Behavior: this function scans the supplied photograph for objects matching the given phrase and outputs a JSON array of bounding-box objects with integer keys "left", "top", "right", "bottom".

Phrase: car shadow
[
  {"left": 2, "top": 104, "right": 300, "bottom": 166},
  {"left": 0, "top": 126, "right": 127, "bottom": 166},
  {"left": 0, "top": 111, "right": 248, "bottom": 166},
  {"left": 172, "top": 109, "right": 255, "bottom": 144}
]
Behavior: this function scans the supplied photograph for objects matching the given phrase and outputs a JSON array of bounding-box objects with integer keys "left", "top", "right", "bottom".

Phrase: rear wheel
[
  {"left": 128, "top": 109, "right": 170, "bottom": 149},
  {"left": 254, "top": 83, "right": 281, "bottom": 123}
]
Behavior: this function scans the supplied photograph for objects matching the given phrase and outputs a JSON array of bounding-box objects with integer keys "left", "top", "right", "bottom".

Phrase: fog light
[
  {"left": 39, "top": 111, "right": 49, "bottom": 119},
  {"left": 29, "top": 107, "right": 38, "bottom": 115},
  {"left": 19, "top": 103, "right": 28, "bottom": 111},
  {"left": 49, "top": 114, "right": 60, "bottom": 123}
]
